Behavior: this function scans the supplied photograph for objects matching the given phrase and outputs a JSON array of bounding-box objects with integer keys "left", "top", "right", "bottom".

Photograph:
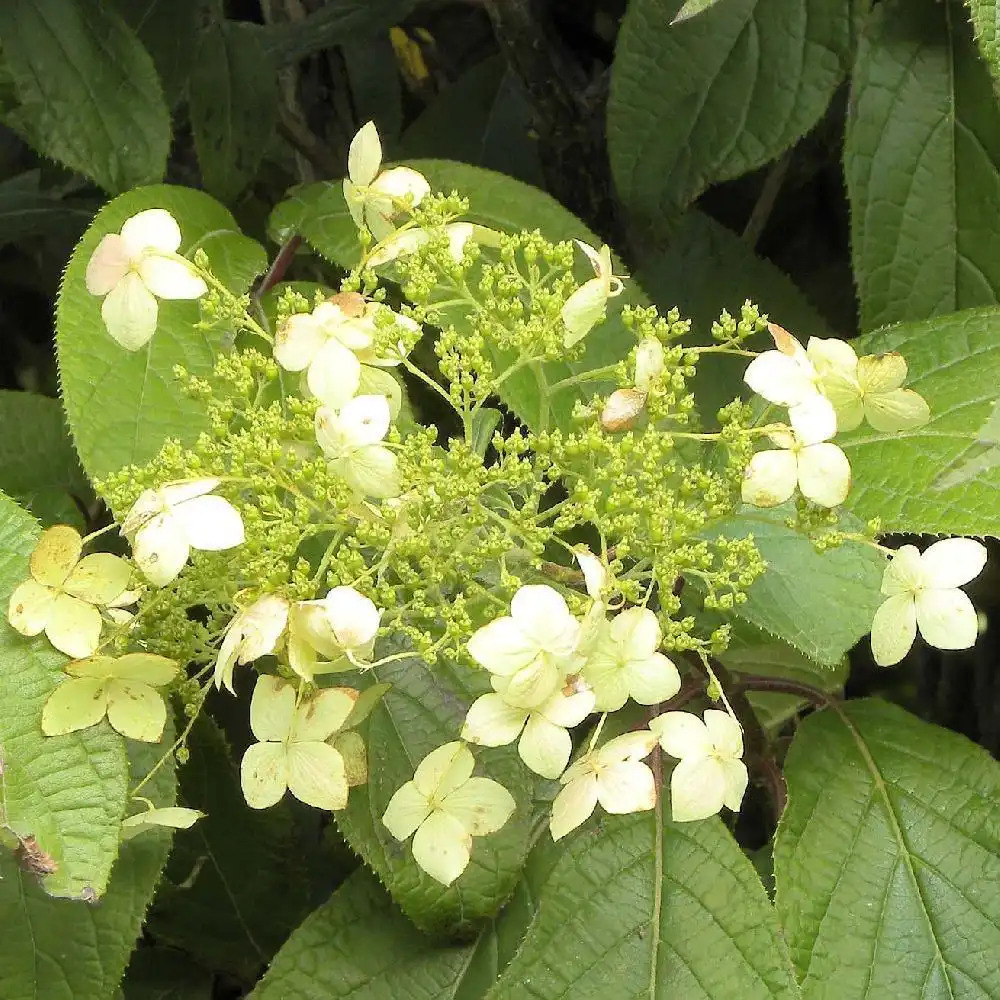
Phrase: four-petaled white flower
[
  {"left": 467, "top": 585, "right": 581, "bottom": 709},
  {"left": 562, "top": 241, "right": 625, "bottom": 347},
  {"left": 85, "top": 209, "right": 208, "bottom": 351},
  {"left": 582, "top": 607, "right": 681, "bottom": 711},
  {"left": 382, "top": 741, "right": 515, "bottom": 885},
  {"left": 287, "top": 585, "right": 382, "bottom": 681},
  {"left": 462, "top": 682, "right": 596, "bottom": 779},
  {"left": 214, "top": 594, "right": 290, "bottom": 693},
  {"left": 549, "top": 730, "right": 658, "bottom": 841},
  {"left": 650, "top": 709, "right": 748, "bottom": 823},
  {"left": 807, "top": 338, "right": 930, "bottom": 433},
  {"left": 8, "top": 525, "right": 131, "bottom": 658},
  {"left": 315, "top": 395, "right": 400, "bottom": 499},
  {"left": 870, "top": 539, "right": 987, "bottom": 666},
  {"left": 742, "top": 428, "right": 851, "bottom": 508},
  {"left": 240, "top": 675, "right": 359, "bottom": 811},
  {"left": 343, "top": 121, "right": 430, "bottom": 240},
  {"left": 743, "top": 324, "right": 836, "bottom": 445},
  {"left": 122, "top": 478, "right": 245, "bottom": 587}
]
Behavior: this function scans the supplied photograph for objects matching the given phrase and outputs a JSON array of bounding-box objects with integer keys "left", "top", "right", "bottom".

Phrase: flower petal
[
  {"left": 669, "top": 756, "right": 726, "bottom": 822},
  {"left": 806, "top": 337, "right": 858, "bottom": 377},
  {"left": 561, "top": 278, "right": 607, "bottom": 347},
  {"left": 797, "top": 442, "right": 851, "bottom": 507},
  {"left": 443, "top": 776, "right": 516, "bottom": 834},
  {"left": 337, "top": 445, "right": 400, "bottom": 499},
  {"left": 382, "top": 781, "right": 431, "bottom": 840},
  {"left": 307, "top": 339, "right": 363, "bottom": 409},
  {"left": 743, "top": 352, "right": 815, "bottom": 406},
  {"left": 627, "top": 652, "right": 681, "bottom": 705},
  {"left": 596, "top": 730, "right": 658, "bottom": 764},
  {"left": 338, "top": 394, "right": 391, "bottom": 447},
  {"left": 649, "top": 710, "right": 712, "bottom": 759},
  {"left": 101, "top": 271, "right": 159, "bottom": 351},
  {"left": 120, "top": 208, "right": 181, "bottom": 255},
  {"left": 412, "top": 810, "right": 471, "bottom": 885},
  {"left": 881, "top": 545, "right": 924, "bottom": 596},
  {"left": 511, "top": 585, "right": 579, "bottom": 656},
  {"left": 462, "top": 693, "right": 528, "bottom": 746},
  {"left": 502, "top": 655, "right": 561, "bottom": 709},
  {"left": 788, "top": 394, "right": 837, "bottom": 446},
  {"left": 63, "top": 553, "right": 131, "bottom": 604},
  {"left": 857, "top": 352, "right": 907, "bottom": 394},
  {"left": 703, "top": 709, "right": 744, "bottom": 757},
  {"left": 369, "top": 166, "right": 429, "bottom": 206},
  {"left": 324, "top": 585, "right": 381, "bottom": 649},
  {"left": 413, "top": 741, "right": 474, "bottom": 799},
  {"left": 348, "top": 121, "right": 382, "bottom": 186},
  {"left": 291, "top": 687, "right": 357, "bottom": 742},
  {"left": 240, "top": 741, "right": 289, "bottom": 809},
  {"left": 519, "top": 715, "right": 573, "bottom": 779},
  {"left": 863, "top": 388, "right": 930, "bottom": 433},
  {"left": 870, "top": 593, "right": 917, "bottom": 666},
  {"left": 158, "top": 478, "right": 222, "bottom": 507},
  {"left": 7, "top": 579, "right": 55, "bottom": 636},
  {"left": 596, "top": 760, "right": 656, "bottom": 814},
  {"left": 133, "top": 514, "right": 190, "bottom": 586},
  {"left": 741, "top": 449, "right": 797, "bottom": 507},
  {"left": 274, "top": 313, "right": 325, "bottom": 371},
  {"left": 41, "top": 677, "right": 108, "bottom": 736},
  {"left": 85, "top": 234, "right": 131, "bottom": 295},
  {"left": 249, "top": 675, "right": 297, "bottom": 742},
  {"left": 137, "top": 255, "right": 207, "bottom": 299},
  {"left": 110, "top": 653, "right": 178, "bottom": 685},
  {"left": 106, "top": 680, "right": 167, "bottom": 742},
  {"left": 720, "top": 758, "right": 749, "bottom": 813},
  {"left": 915, "top": 588, "right": 980, "bottom": 651},
  {"left": 919, "top": 538, "right": 987, "bottom": 589},
  {"left": 287, "top": 742, "right": 349, "bottom": 810},
  {"left": 467, "top": 616, "right": 536, "bottom": 675},
  {"left": 172, "top": 495, "right": 245, "bottom": 551},
  {"left": 539, "top": 687, "right": 596, "bottom": 728},
  {"left": 44, "top": 594, "right": 102, "bottom": 658},
  {"left": 550, "top": 775, "right": 598, "bottom": 841}
]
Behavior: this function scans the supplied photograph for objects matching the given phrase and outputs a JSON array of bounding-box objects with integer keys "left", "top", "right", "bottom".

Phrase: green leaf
[
  {"left": 840, "top": 306, "right": 1000, "bottom": 535},
  {"left": 0, "top": 720, "right": 177, "bottom": 1000},
  {"left": 0, "top": 0, "right": 170, "bottom": 193},
  {"left": 146, "top": 717, "right": 311, "bottom": 981},
  {"left": 0, "top": 391, "right": 90, "bottom": 528},
  {"left": 774, "top": 698, "right": 1000, "bottom": 998},
  {"left": 608, "top": 0, "right": 853, "bottom": 228},
  {"left": 56, "top": 185, "right": 267, "bottom": 485},
  {"left": 489, "top": 809, "right": 799, "bottom": 999},
  {"left": 847, "top": 0, "right": 1000, "bottom": 331},
  {"left": 336, "top": 652, "right": 534, "bottom": 935},
  {"left": 0, "top": 491, "right": 127, "bottom": 899},
  {"left": 343, "top": 33, "right": 403, "bottom": 154},
  {"left": 190, "top": 21, "right": 279, "bottom": 203},
  {"left": 636, "top": 211, "right": 830, "bottom": 423},
  {"left": 270, "top": 160, "right": 644, "bottom": 430},
  {"left": 701, "top": 504, "right": 886, "bottom": 666},
  {"left": 0, "top": 171, "right": 96, "bottom": 247},
  {"left": 121, "top": 947, "right": 213, "bottom": 1000}
]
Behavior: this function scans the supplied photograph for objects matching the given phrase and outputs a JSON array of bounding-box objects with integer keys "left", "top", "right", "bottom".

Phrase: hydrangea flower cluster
[{"left": 14, "top": 120, "right": 985, "bottom": 875}]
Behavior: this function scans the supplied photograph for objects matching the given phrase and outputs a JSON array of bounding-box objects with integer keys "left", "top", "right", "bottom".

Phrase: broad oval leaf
[
  {"left": 0, "top": 491, "right": 127, "bottom": 899},
  {"left": 847, "top": 0, "right": 1000, "bottom": 330},
  {"left": 969, "top": 0, "right": 1000, "bottom": 84},
  {"left": 775, "top": 698, "right": 1000, "bottom": 998},
  {"left": 840, "top": 307, "right": 1000, "bottom": 535},
  {"left": 608, "top": 0, "right": 854, "bottom": 229},
  {"left": 270, "top": 160, "right": 644, "bottom": 430},
  {"left": 489, "top": 807, "right": 799, "bottom": 999},
  {"left": 0, "top": 0, "right": 170, "bottom": 193},
  {"left": 56, "top": 185, "right": 267, "bottom": 484}
]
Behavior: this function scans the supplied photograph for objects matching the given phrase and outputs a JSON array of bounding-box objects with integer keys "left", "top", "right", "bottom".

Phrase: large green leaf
[
  {"left": 0, "top": 391, "right": 90, "bottom": 527},
  {"left": 0, "top": 171, "right": 96, "bottom": 248},
  {"left": 56, "top": 185, "right": 267, "bottom": 484},
  {"left": 190, "top": 21, "right": 279, "bottom": 203},
  {"left": 121, "top": 947, "right": 213, "bottom": 1000},
  {"left": 968, "top": 0, "right": 1000, "bottom": 83},
  {"left": 146, "top": 717, "right": 311, "bottom": 980},
  {"left": 270, "top": 160, "right": 644, "bottom": 430},
  {"left": 489, "top": 808, "right": 799, "bottom": 999},
  {"left": 336, "top": 653, "right": 534, "bottom": 935},
  {"left": 846, "top": 0, "right": 1000, "bottom": 331},
  {"left": 0, "top": 0, "right": 170, "bottom": 193},
  {"left": 839, "top": 307, "right": 1000, "bottom": 535},
  {"left": 608, "top": 0, "right": 853, "bottom": 229},
  {"left": 774, "top": 698, "right": 1000, "bottom": 998},
  {"left": 701, "top": 504, "right": 885, "bottom": 666},
  {"left": 0, "top": 491, "right": 127, "bottom": 899},
  {"left": 0, "top": 723, "right": 177, "bottom": 1000}
]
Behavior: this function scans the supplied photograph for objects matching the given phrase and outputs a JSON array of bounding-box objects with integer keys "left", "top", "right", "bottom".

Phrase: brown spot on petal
[
  {"left": 601, "top": 388, "right": 646, "bottom": 432},
  {"left": 767, "top": 322, "right": 798, "bottom": 355},
  {"left": 329, "top": 292, "right": 366, "bottom": 317}
]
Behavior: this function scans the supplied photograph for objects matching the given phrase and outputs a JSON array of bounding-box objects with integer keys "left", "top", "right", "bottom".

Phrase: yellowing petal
[
  {"left": 919, "top": 538, "right": 987, "bottom": 589},
  {"left": 173, "top": 495, "right": 245, "bottom": 552},
  {"left": 539, "top": 687, "right": 596, "bottom": 728},
  {"left": 106, "top": 680, "right": 167, "bottom": 742},
  {"left": 596, "top": 730, "right": 658, "bottom": 764},
  {"left": 411, "top": 810, "right": 471, "bottom": 885},
  {"left": 511, "top": 585, "right": 579, "bottom": 655},
  {"left": 561, "top": 278, "right": 607, "bottom": 346},
  {"left": 627, "top": 652, "right": 681, "bottom": 705},
  {"left": 368, "top": 227, "right": 428, "bottom": 267},
  {"left": 249, "top": 675, "right": 297, "bottom": 742},
  {"left": 111, "top": 653, "right": 178, "bottom": 685},
  {"left": 63, "top": 553, "right": 131, "bottom": 604},
  {"left": 442, "top": 776, "right": 516, "bottom": 835},
  {"left": 382, "top": 781, "right": 431, "bottom": 840},
  {"left": 8, "top": 579, "right": 56, "bottom": 636},
  {"left": 864, "top": 388, "right": 930, "bottom": 433},
  {"left": 333, "top": 731, "right": 368, "bottom": 786},
  {"left": 41, "top": 677, "right": 108, "bottom": 735},
  {"left": 461, "top": 693, "right": 528, "bottom": 746},
  {"left": 518, "top": 715, "right": 572, "bottom": 779},
  {"left": 414, "top": 741, "right": 475, "bottom": 799},
  {"left": 870, "top": 593, "right": 917, "bottom": 666},
  {"left": 241, "top": 741, "right": 289, "bottom": 809},
  {"left": 857, "top": 352, "right": 907, "bottom": 394},
  {"left": 703, "top": 709, "right": 743, "bottom": 757},
  {"left": 85, "top": 234, "right": 131, "bottom": 295},
  {"left": 338, "top": 445, "right": 400, "bottom": 499},
  {"left": 549, "top": 775, "right": 598, "bottom": 841},
  {"left": 348, "top": 121, "right": 382, "bottom": 185},
  {"left": 121, "top": 806, "right": 203, "bottom": 839},
  {"left": 669, "top": 756, "right": 726, "bottom": 822},
  {"left": 30, "top": 525, "right": 82, "bottom": 587},
  {"left": 915, "top": 588, "right": 979, "bottom": 651},
  {"left": 369, "top": 166, "right": 430, "bottom": 206},
  {"left": 650, "top": 710, "right": 711, "bottom": 759},
  {"left": 65, "top": 655, "right": 118, "bottom": 679},
  {"left": 136, "top": 255, "right": 207, "bottom": 299},
  {"left": 595, "top": 760, "right": 656, "bottom": 815},
  {"left": 133, "top": 514, "right": 190, "bottom": 586},
  {"left": 741, "top": 449, "right": 797, "bottom": 507},
  {"left": 502, "top": 656, "right": 561, "bottom": 709},
  {"left": 797, "top": 443, "right": 851, "bottom": 507},
  {"left": 120, "top": 208, "right": 182, "bottom": 255},
  {"left": 806, "top": 336, "right": 858, "bottom": 377},
  {"left": 102, "top": 271, "right": 159, "bottom": 351},
  {"left": 881, "top": 545, "right": 924, "bottom": 596},
  {"left": 45, "top": 594, "right": 102, "bottom": 658},
  {"left": 286, "top": 742, "right": 349, "bottom": 810},
  {"left": 467, "top": 617, "right": 536, "bottom": 675},
  {"left": 291, "top": 687, "right": 357, "bottom": 743}
]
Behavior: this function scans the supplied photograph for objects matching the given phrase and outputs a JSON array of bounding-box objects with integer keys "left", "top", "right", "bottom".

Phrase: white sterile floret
[
  {"left": 287, "top": 585, "right": 382, "bottom": 681},
  {"left": 315, "top": 395, "right": 400, "bottom": 499},
  {"left": 549, "top": 730, "right": 658, "bottom": 841},
  {"left": 650, "top": 709, "right": 748, "bottom": 822},
  {"left": 122, "top": 478, "right": 245, "bottom": 587},
  {"left": 743, "top": 324, "right": 836, "bottom": 444},
  {"left": 462, "top": 682, "right": 596, "bottom": 779},
  {"left": 634, "top": 337, "right": 665, "bottom": 391},
  {"left": 561, "top": 241, "right": 625, "bottom": 347},
  {"left": 870, "top": 539, "right": 987, "bottom": 666},
  {"left": 806, "top": 338, "right": 930, "bottom": 433},
  {"left": 368, "top": 221, "right": 501, "bottom": 268},
  {"left": 85, "top": 209, "right": 207, "bottom": 351},
  {"left": 467, "top": 584, "right": 581, "bottom": 709},
  {"left": 343, "top": 121, "right": 430, "bottom": 240},
  {"left": 213, "top": 594, "right": 290, "bottom": 693},
  {"left": 741, "top": 428, "right": 851, "bottom": 508},
  {"left": 382, "top": 741, "right": 515, "bottom": 885},
  {"left": 574, "top": 545, "right": 607, "bottom": 602},
  {"left": 582, "top": 607, "right": 681, "bottom": 711}
]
